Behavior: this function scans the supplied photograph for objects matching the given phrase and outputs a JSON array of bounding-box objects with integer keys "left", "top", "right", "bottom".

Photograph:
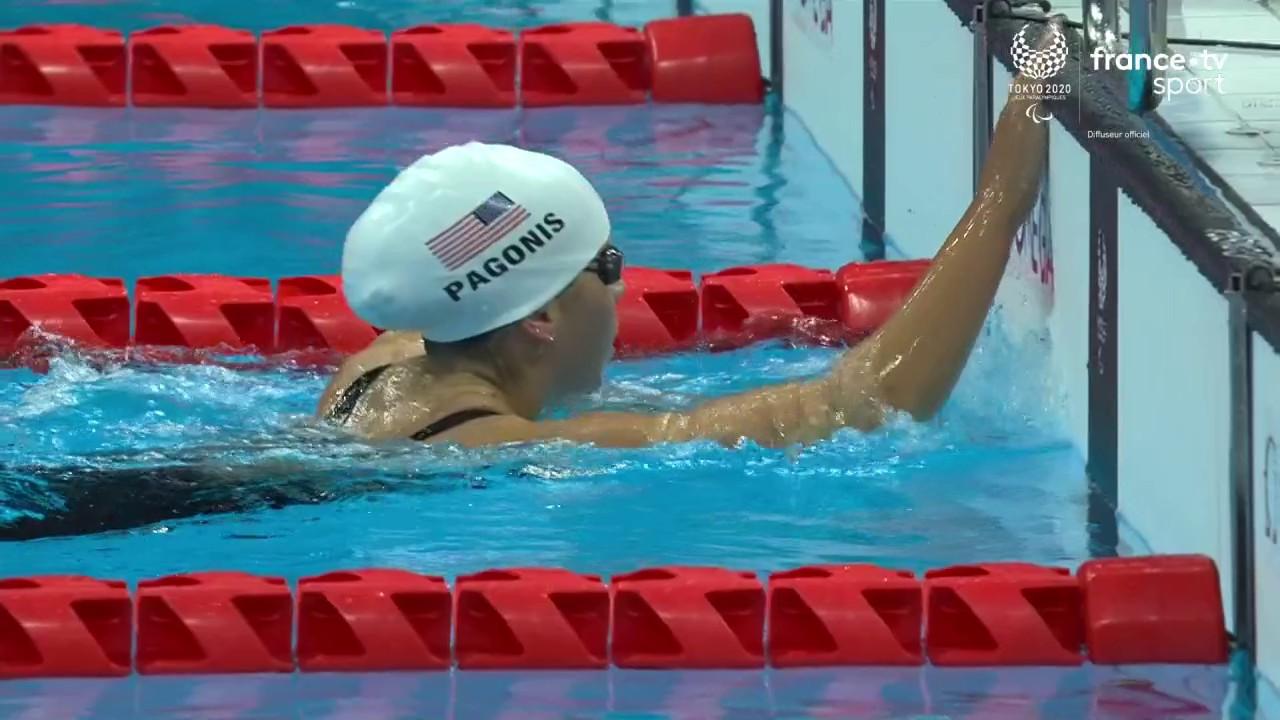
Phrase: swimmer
[{"left": 320, "top": 29, "right": 1055, "bottom": 449}]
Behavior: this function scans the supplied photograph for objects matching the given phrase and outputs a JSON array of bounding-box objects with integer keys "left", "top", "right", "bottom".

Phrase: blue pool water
[
  {"left": 0, "top": 665, "right": 1243, "bottom": 719},
  {"left": 0, "top": 96, "right": 1083, "bottom": 573},
  {"left": 0, "top": 0, "right": 1248, "bottom": 718}
]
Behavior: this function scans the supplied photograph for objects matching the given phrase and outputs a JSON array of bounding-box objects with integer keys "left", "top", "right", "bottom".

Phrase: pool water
[
  {"left": 0, "top": 94, "right": 1087, "bottom": 571},
  {"left": 0, "top": 0, "right": 1246, "bottom": 718},
  {"left": 0, "top": 665, "right": 1243, "bottom": 719},
  {"left": 3, "top": 0, "right": 685, "bottom": 34}
]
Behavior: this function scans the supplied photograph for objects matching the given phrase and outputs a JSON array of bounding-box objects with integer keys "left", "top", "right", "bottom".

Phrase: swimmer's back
[
  {"left": 316, "top": 331, "right": 426, "bottom": 419},
  {"left": 319, "top": 336, "right": 510, "bottom": 442}
]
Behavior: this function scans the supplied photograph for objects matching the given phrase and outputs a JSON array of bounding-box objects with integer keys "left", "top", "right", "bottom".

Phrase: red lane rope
[
  {"left": 0, "top": 15, "right": 763, "bottom": 109},
  {"left": 0, "top": 555, "right": 1227, "bottom": 677},
  {"left": 0, "top": 261, "right": 930, "bottom": 370}
]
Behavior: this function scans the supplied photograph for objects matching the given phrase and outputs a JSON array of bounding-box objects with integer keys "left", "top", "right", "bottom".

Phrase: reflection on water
[
  {"left": 0, "top": 664, "right": 1238, "bottom": 719},
  {"left": 2, "top": 102, "right": 857, "bottom": 279},
  {"left": 3, "top": 0, "right": 1081, "bottom": 611}
]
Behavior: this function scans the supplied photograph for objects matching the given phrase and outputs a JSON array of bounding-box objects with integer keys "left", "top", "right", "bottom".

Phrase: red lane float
[
  {"left": 924, "top": 563, "right": 1083, "bottom": 666},
  {"left": 0, "top": 555, "right": 1230, "bottom": 676},
  {"left": 0, "top": 576, "right": 131, "bottom": 678},
  {"left": 613, "top": 267, "right": 699, "bottom": 357},
  {"left": 135, "top": 572, "right": 293, "bottom": 674},
  {"left": 0, "top": 275, "right": 129, "bottom": 361},
  {"left": 129, "top": 25, "right": 257, "bottom": 108},
  {"left": 297, "top": 569, "right": 451, "bottom": 672},
  {"left": 700, "top": 264, "right": 843, "bottom": 350},
  {"left": 134, "top": 275, "right": 274, "bottom": 353},
  {"left": 519, "top": 23, "right": 648, "bottom": 107},
  {"left": 644, "top": 14, "right": 763, "bottom": 104},
  {"left": 391, "top": 25, "right": 516, "bottom": 107},
  {"left": 0, "top": 14, "right": 769, "bottom": 109},
  {"left": 0, "top": 259, "right": 932, "bottom": 365},
  {"left": 612, "top": 567, "right": 765, "bottom": 668},
  {"left": 454, "top": 568, "right": 609, "bottom": 669},
  {"left": 1080, "top": 555, "right": 1227, "bottom": 664},
  {"left": 261, "top": 25, "right": 388, "bottom": 108},
  {"left": 0, "top": 25, "right": 126, "bottom": 106},
  {"left": 837, "top": 259, "right": 929, "bottom": 341},
  {"left": 768, "top": 565, "right": 923, "bottom": 667},
  {"left": 276, "top": 275, "right": 377, "bottom": 355}
]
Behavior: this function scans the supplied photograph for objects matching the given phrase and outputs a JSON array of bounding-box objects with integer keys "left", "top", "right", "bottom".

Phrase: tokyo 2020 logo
[{"left": 1011, "top": 23, "right": 1068, "bottom": 80}]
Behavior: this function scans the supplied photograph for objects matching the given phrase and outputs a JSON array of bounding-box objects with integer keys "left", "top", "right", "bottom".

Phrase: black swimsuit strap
[
  {"left": 326, "top": 364, "right": 392, "bottom": 423},
  {"left": 326, "top": 364, "right": 501, "bottom": 439},
  {"left": 411, "top": 408, "right": 502, "bottom": 441}
]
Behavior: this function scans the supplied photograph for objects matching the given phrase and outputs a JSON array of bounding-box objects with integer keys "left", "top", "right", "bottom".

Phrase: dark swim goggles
[{"left": 584, "top": 244, "right": 624, "bottom": 285}]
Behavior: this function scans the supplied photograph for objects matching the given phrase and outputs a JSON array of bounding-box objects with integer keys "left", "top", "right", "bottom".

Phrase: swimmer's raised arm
[
  {"left": 835, "top": 72, "right": 1049, "bottom": 421},
  {"left": 447, "top": 47, "right": 1051, "bottom": 450}
]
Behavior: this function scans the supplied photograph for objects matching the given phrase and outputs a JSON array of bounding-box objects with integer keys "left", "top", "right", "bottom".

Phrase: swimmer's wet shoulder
[
  {"left": 316, "top": 330, "right": 431, "bottom": 419},
  {"left": 326, "top": 38, "right": 1059, "bottom": 450},
  {"left": 322, "top": 357, "right": 508, "bottom": 441}
]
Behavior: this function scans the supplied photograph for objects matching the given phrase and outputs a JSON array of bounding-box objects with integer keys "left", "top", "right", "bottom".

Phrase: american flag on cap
[{"left": 426, "top": 191, "right": 530, "bottom": 271}]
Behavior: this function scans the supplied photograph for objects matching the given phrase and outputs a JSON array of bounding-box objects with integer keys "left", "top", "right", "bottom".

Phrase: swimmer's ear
[{"left": 520, "top": 310, "right": 556, "bottom": 343}]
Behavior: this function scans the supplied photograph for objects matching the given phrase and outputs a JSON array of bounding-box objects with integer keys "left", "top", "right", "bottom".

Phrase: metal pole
[
  {"left": 1127, "top": 0, "right": 1156, "bottom": 110},
  {"left": 972, "top": 4, "right": 992, "bottom": 194},
  {"left": 1150, "top": 0, "right": 1169, "bottom": 106},
  {"left": 1153, "top": 0, "right": 1169, "bottom": 58},
  {"left": 769, "top": 0, "right": 783, "bottom": 100},
  {"left": 1227, "top": 283, "right": 1257, "bottom": 665}
]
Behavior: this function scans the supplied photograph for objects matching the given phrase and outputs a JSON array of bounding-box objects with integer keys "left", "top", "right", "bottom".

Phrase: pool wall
[
  {"left": 1257, "top": 340, "right": 1280, "bottom": 713},
  {"left": 714, "top": 0, "right": 1280, "bottom": 709}
]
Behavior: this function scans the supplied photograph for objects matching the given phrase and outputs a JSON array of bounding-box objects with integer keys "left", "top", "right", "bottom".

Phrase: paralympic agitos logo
[{"left": 441, "top": 212, "right": 566, "bottom": 302}]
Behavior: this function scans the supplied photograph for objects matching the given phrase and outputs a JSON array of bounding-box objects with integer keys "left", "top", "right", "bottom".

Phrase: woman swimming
[
  {"left": 2, "top": 22, "right": 1058, "bottom": 540},
  {"left": 318, "top": 30, "right": 1052, "bottom": 449}
]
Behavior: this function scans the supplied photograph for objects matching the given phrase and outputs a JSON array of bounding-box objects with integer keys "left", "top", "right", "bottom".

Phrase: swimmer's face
[{"left": 544, "top": 245, "right": 623, "bottom": 397}]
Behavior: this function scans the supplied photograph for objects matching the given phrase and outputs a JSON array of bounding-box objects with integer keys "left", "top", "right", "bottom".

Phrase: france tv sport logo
[
  {"left": 426, "top": 191, "right": 531, "bottom": 271},
  {"left": 1010, "top": 23, "right": 1069, "bottom": 80}
]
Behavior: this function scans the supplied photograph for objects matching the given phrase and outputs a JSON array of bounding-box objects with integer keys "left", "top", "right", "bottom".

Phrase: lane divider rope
[
  {"left": 0, "top": 15, "right": 763, "bottom": 109},
  {"left": 0, "top": 260, "right": 930, "bottom": 369},
  {"left": 0, "top": 555, "right": 1228, "bottom": 677}
]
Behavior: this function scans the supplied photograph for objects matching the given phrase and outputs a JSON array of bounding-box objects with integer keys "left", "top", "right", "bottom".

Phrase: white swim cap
[{"left": 342, "top": 142, "right": 611, "bottom": 342}]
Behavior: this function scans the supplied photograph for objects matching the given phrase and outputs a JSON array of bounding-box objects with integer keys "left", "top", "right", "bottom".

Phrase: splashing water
[{"left": 0, "top": 304, "right": 1085, "bottom": 580}]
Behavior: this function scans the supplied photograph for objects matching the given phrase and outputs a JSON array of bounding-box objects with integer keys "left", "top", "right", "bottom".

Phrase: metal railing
[{"left": 971, "top": 5, "right": 993, "bottom": 194}]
